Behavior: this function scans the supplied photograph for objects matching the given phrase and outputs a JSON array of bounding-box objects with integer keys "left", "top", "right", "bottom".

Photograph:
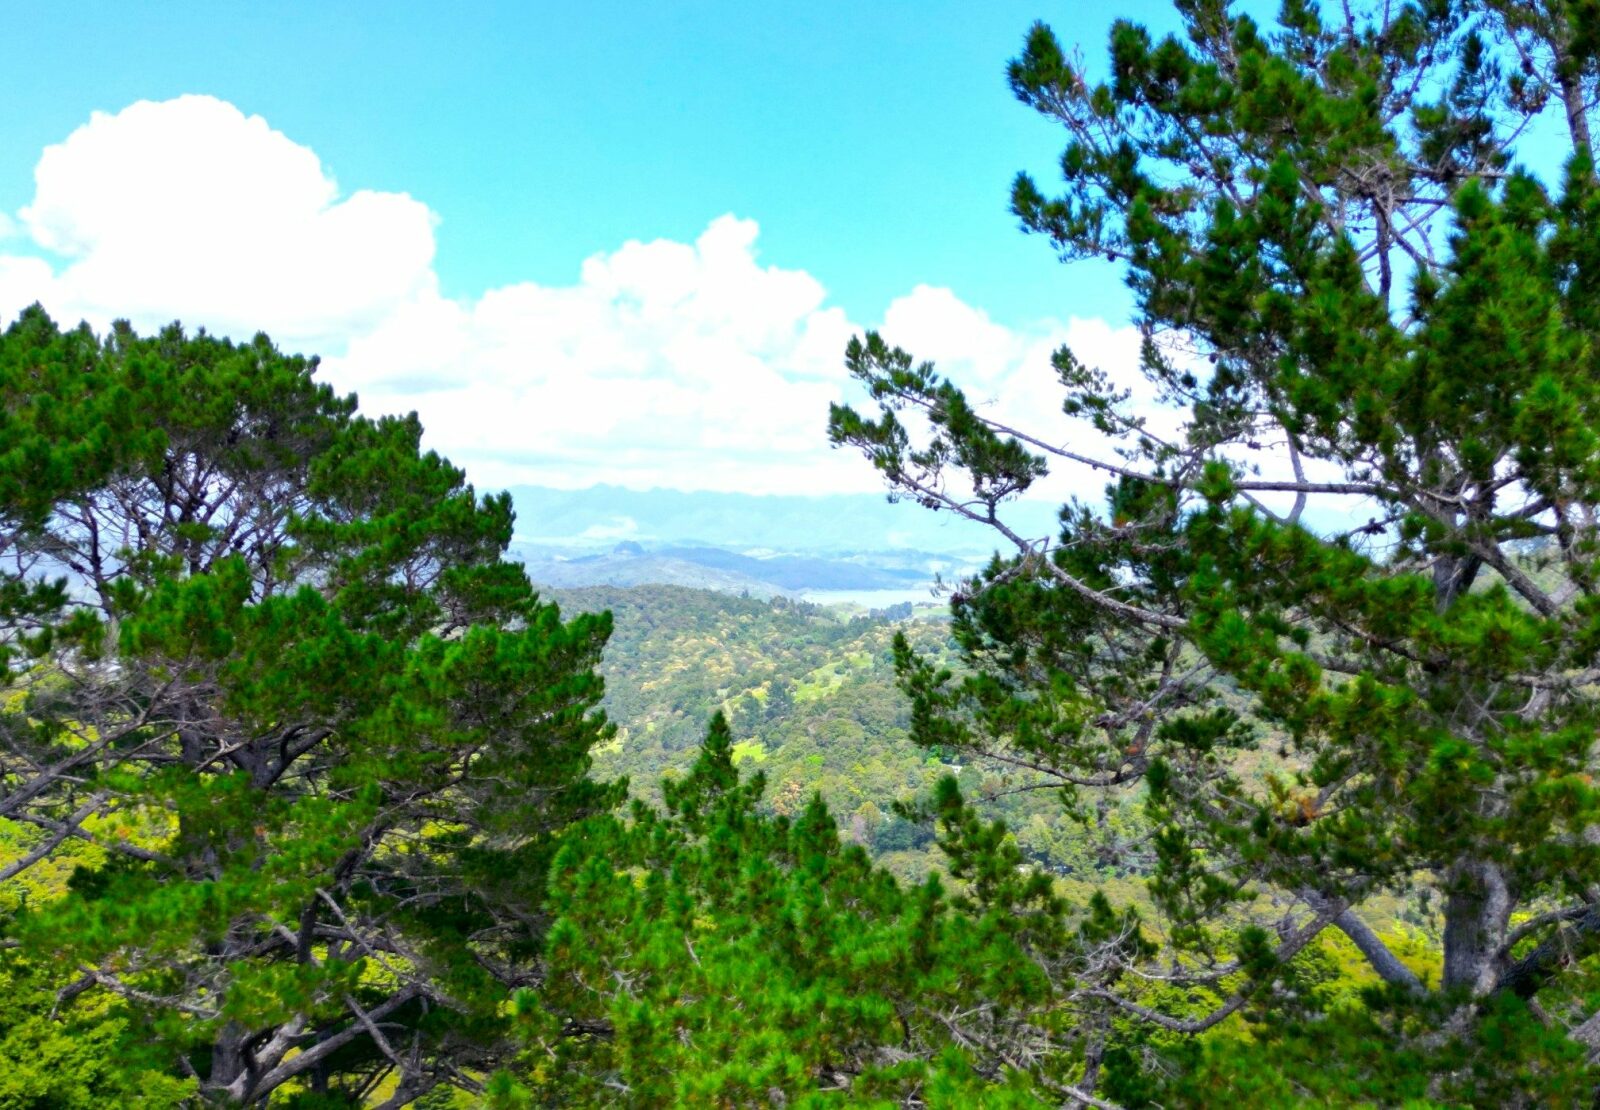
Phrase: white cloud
[
  {"left": 877, "top": 286, "right": 1162, "bottom": 506},
  {"left": 325, "top": 215, "right": 868, "bottom": 494},
  {"left": 0, "top": 256, "right": 55, "bottom": 320},
  {"left": 578, "top": 517, "right": 639, "bottom": 542},
  {"left": 0, "top": 95, "right": 1154, "bottom": 501},
  {"left": 7, "top": 95, "right": 436, "bottom": 351},
  {"left": 881, "top": 285, "right": 1024, "bottom": 384}
]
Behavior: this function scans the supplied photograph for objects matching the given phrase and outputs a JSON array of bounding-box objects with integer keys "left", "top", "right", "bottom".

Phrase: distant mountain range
[
  {"left": 503, "top": 484, "right": 1063, "bottom": 596},
  {"left": 515, "top": 546, "right": 782, "bottom": 596},
  {"left": 513, "top": 542, "right": 935, "bottom": 597},
  {"left": 650, "top": 546, "right": 925, "bottom": 590},
  {"left": 505, "top": 484, "right": 1060, "bottom": 557}
]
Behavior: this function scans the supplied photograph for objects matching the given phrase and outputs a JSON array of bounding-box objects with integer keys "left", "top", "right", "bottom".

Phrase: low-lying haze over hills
[
  {"left": 506, "top": 483, "right": 1063, "bottom": 597},
  {"left": 506, "top": 483, "right": 1062, "bottom": 554}
]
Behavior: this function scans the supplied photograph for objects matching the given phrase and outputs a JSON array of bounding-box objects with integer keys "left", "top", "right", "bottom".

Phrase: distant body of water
[{"left": 798, "top": 587, "right": 946, "bottom": 609}]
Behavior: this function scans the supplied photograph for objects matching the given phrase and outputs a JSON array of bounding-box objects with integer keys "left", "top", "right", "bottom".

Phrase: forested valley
[
  {"left": 4, "top": 0, "right": 1600, "bottom": 1105},
  {"left": 554, "top": 586, "right": 1154, "bottom": 895}
]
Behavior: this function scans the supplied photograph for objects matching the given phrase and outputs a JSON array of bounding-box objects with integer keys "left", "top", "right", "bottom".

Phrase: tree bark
[{"left": 1442, "top": 859, "right": 1513, "bottom": 995}]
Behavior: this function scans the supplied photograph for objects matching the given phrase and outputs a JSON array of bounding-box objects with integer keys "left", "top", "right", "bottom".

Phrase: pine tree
[
  {"left": 832, "top": 0, "right": 1600, "bottom": 1100},
  {"left": 0, "top": 308, "right": 618, "bottom": 1103},
  {"left": 519, "top": 713, "right": 1135, "bottom": 1106}
]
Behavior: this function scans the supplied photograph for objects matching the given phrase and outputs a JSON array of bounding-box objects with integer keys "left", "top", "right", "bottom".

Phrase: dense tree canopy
[
  {"left": 517, "top": 712, "right": 1141, "bottom": 1107},
  {"left": 0, "top": 308, "right": 616, "bottom": 1104},
  {"left": 831, "top": 0, "right": 1600, "bottom": 1101},
  {"left": 6, "top": 1, "right": 1600, "bottom": 1106}
]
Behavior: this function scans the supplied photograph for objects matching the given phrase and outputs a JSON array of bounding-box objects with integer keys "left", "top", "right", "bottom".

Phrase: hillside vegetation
[
  {"left": 555, "top": 585, "right": 1165, "bottom": 895},
  {"left": 4, "top": 0, "right": 1600, "bottom": 1103}
]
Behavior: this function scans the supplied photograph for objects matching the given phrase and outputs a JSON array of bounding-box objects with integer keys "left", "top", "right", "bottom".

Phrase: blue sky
[
  {"left": 0, "top": 1, "right": 1236, "bottom": 499},
  {"left": 0, "top": 1, "right": 1188, "bottom": 326}
]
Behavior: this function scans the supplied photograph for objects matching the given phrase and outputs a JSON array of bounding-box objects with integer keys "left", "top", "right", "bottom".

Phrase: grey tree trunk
[{"left": 1442, "top": 859, "right": 1513, "bottom": 996}]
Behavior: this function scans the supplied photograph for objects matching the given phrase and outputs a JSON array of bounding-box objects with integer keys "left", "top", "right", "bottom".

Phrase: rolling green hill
[{"left": 548, "top": 584, "right": 1148, "bottom": 886}]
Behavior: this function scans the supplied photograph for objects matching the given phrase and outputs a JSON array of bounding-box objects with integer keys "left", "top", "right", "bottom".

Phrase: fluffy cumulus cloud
[
  {"left": 876, "top": 287, "right": 1184, "bottom": 505},
  {"left": 326, "top": 215, "right": 871, "bottom": 494},
  {"left": 9, "top": 97, "right": 437, "bottom": 351},
  {"left": 0, "top": 95, "right": 1151, "bottom": 499}
]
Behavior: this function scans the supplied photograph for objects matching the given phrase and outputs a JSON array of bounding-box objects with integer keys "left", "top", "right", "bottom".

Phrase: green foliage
[
  {"left": 0, "top": 955, "right": 196, "bottom": 1108},
  {"left": 509, "top": 716, "right": 1105, "bottom": 1106},
  {"left": 558, "top": 584, "right": 1150, "bottom": 887},
  {"left": 830, "top": 0, "right": 1600, "bottom": 1102},
  {"left": 5, "top": 1, "right": 1600, "bottom": 1102},
  {"left": 1145, "top": 990, "right": 1595, "bottom": 1108},
  {"left": 0, "top": 309, "right": 617, "bottom": 1102},
  {"left": 555, "top": 587, "right": 952, "bottom": 868}
]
